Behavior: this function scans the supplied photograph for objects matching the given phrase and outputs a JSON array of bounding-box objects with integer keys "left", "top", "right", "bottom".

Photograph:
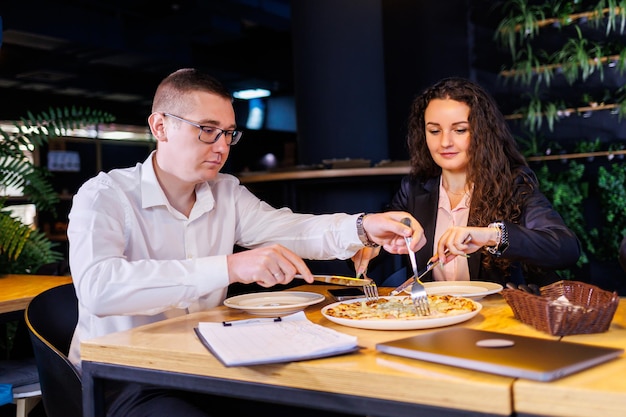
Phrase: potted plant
[{"left": 0, "top": 107, "right": 115, "bottom": 275}]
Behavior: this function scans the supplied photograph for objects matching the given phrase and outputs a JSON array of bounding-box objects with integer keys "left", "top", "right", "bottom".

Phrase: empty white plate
[
  {"left": 403, "top": 281, "right": 503, "bottom": 300},
  {"left": 223, "top": 291, "right": 325, "bottom": 316}
]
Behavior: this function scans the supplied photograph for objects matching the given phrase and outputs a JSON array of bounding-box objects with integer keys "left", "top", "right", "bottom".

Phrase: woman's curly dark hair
[{"left": 406, "top": 77, "right": 535, "bottom": 274}]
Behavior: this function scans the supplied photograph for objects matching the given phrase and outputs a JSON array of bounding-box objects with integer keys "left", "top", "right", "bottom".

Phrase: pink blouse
[{"left": 432, "top": 178, "right": 471, "bottom": 281}]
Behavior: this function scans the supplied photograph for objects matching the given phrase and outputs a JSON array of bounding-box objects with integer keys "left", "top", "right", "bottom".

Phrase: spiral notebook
[{"left": 376, "top": 328, "right": 623, "bottom": 381}]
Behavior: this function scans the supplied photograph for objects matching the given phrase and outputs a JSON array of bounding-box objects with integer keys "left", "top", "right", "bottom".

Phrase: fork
[
  {"left": 361, "top": 272, "right": 379, "bottom": 301},
  {"left": 400, "top": 218, "right": 430, "bottom": 315}
]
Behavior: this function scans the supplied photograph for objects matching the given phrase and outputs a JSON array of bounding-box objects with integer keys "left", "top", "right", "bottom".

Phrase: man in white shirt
[{"left": 67, "top": 68, "right": 423, "bottom": 416}]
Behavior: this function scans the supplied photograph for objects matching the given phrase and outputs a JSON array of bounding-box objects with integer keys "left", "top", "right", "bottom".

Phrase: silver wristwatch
[
  {"left": 356, "top": 214, "right": 379, "bottom": 248},
  {"left": 487, "top": 221, "right": 509, "bottom": 256}
]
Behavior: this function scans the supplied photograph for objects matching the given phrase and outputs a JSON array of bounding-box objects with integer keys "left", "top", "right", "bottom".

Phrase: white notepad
[
  {"left": 376, "top": 327, "right": 623, "bottom": 381},
  {"left": 195, "top": 311, "right": 358, "bottom": 367}
]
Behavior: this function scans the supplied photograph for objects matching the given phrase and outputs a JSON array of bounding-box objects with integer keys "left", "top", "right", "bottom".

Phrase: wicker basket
[{"left": 501, "top": 280, "right": 619, "bottom": 336}]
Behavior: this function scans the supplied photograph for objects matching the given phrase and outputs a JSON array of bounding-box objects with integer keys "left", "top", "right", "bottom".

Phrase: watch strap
[
  {"left": 486, "top": 221, "right": 509, "bottom": 256},
  {"left": 356, "top": 214, "right": 379, "bottom": 248}
]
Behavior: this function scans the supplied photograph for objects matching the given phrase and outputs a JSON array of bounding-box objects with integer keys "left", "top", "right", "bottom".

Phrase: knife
[
  {"left": 392, "top": 238, "right": 472, "bottom": 295},
  {"left": 390, "top": 261, "right": 437, "bottom": 295},
  {"left": 295, "top": 274, "right": 374, "bottom": 286}
]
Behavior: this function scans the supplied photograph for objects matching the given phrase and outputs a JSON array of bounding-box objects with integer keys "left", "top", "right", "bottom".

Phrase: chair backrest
[{"left": 25, "top": 283, "right": 82, "bottom": 417}]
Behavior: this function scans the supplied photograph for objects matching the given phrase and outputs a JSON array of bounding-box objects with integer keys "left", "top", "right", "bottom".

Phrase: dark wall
[
  {"left": 290, "top": 0, "right": 473, "bottom": 166},
  {"left": 382, "top": 0, "right": 472, "bottom": 161},
  {"left": 291, "top": 0, "right": 389, "bottom": 166}
]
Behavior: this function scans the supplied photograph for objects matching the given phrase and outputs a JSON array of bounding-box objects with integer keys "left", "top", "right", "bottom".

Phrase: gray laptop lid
[{"left": 376, "top": 328, "right": 623, "bottom": 381}]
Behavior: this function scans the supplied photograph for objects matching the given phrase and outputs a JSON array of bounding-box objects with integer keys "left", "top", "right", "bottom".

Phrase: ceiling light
[{"left": 233, "top": 88, "right": 271, "bottom": 100}]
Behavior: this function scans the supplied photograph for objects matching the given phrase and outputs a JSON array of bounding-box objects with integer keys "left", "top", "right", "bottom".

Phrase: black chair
[
  {"left": 0, "top": 357, "right": 41, "bottom": 417},
  {"left": 1, "top": 308, "right": 41, "bottom": 416},
  {"left": 25, "top": 283, "right": 82, "bottom": 417}
]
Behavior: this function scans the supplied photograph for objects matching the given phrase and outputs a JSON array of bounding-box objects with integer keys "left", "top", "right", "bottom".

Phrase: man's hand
[
  {"left": 362, "top": 212, "right": 427, "bottom": 254},
  {"left": 227, "top": 244, "right": 313, "bottom": 287}
]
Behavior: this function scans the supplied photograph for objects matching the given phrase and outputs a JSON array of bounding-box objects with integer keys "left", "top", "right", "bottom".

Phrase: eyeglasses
[{"left": 163, "top": 113, "right": 243, "bottom": 145}]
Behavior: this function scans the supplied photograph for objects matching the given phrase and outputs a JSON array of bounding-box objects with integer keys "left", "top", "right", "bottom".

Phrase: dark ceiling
[{"left": 0, "top": 0, "right": 293, "bottom": 126}]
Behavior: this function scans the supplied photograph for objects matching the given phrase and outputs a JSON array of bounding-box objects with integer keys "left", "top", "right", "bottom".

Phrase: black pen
[{"left": 222, "top": 317, "right": 282, "bottom": 327}]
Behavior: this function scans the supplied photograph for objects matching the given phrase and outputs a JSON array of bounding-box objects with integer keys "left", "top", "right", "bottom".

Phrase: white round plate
[
  {"left": 224, "top": 291, "right": 325, "bottom": 316},
  {"left": 321, "top": 296, "right": 482, "bottom": 330},
  {"left": 402, "top": 281, "right": 503, "bottom": 300}
]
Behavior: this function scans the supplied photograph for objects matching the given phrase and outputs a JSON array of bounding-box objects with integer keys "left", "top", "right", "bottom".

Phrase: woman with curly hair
[{"left": 359, "top": 77, "right": 580, "bottom": 287}]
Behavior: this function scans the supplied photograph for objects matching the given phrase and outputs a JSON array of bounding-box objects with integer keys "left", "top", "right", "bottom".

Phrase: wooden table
[
  {"left": 81, "top": 285, "right": 559, "bottom": 417},
  {"left": 0, "top": 274, "right": 73, "bottom": 315},
  {"left": 512, "top": 299, "right": 626, "bottom": 417}
]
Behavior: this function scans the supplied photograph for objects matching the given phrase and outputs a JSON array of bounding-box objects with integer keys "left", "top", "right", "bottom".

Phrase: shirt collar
[
  {"left": 139, "top": 151, "right": 214, "bottom": 214},
  {"left": 438, "top": 176, "right": 471, "bottom": 210},
  {"left": 141, "top": 152, "right": 166, "bottom": 209}
]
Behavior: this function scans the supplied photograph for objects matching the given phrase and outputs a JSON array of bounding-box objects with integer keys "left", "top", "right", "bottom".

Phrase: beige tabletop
[
  {"left": 0, "top": 274, "right": 73, "bottom": 314},
  {"left": 82, "top": 285, "right": 560, "bottom": 416},
  {"left": 513, "top": 298, "right": 626, "bottom": 417}
]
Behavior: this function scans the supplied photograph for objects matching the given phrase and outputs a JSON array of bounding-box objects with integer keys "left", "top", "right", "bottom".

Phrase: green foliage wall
[{"left": 484, "top": 0, "right": 626, "bottom": 287}]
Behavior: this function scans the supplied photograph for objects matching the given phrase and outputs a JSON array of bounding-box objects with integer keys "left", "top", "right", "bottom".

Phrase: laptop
[{"left": 376, "top": 328, "right": 624, "bottom": 381}]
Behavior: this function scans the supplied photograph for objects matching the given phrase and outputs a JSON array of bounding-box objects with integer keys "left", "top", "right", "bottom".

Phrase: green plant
[
  {"left": 507, "top": 44, "right": 554, "bottom": 86},
  {"left": 521, "top": 92, "right": 544, "bottom": 132},
  {"left": 606, "top": 142, "right": 626, "bottom": 164},
  {"left": 615, "top": 44, "right": 626, "bottom": 75},
  {"left": 544, "top": 99, "right": 566, "bottom": 131},
  {"left": 614, "top": 85, "right": 626, "bottom": 120},
  {"left": 545, "top": 140, "right": 565, "bottom": 156},
  {"left": 552, "top": 25, "right": 605, "bottom": 84},
  {"left": 535, "top": 161, "right": 590, "bottom": 269},
  {"left": 0, "top": 107, "right": 115, "bottom": 274},
  {"left": 493, "top": 1, "right": 626, "bottom": 285},
  {"left": 591, "top": 0, "right": 626, "bottom": 35},
  {"left": 516, "top": 132, "right": 546, "bottom": 157},
  {"left": 517, "top": 90, "right": 564, "bottom": 132},
  {"left": 495, "top": 0, "right": 546, "bottom": 58},
  {"left": 534, "top": 156, "right": 626, "bottom": 270},
  {"left": 594, "top": 162, "right": 626, "bottom": 260},
  {"left": 552, "top": 0, "right": 578, "bottom": 26},
  {"left": 573, "top": 137, "right": 601, "bottom": 154}
]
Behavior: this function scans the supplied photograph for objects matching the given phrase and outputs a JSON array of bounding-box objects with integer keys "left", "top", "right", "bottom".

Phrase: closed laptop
[{"left": 376, "top": 327, "right": 623, "bottom": 381}]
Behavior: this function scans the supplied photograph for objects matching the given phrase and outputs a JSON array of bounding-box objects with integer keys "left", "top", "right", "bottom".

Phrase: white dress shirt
[{"left": 67, "top": 152, "right": 364, "bottom": 368}]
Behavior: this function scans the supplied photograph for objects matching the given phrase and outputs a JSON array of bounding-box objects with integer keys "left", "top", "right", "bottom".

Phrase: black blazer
[{"left": 379, "top": 168, "right": 581, "bottom": 288}]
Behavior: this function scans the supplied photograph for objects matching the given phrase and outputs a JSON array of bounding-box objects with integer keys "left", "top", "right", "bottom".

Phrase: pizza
[{"left": 324, "top": 295, "right": 477, "bottom": 320}]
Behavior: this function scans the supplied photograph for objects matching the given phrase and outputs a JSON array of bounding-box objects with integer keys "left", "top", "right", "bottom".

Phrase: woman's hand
[
  {"left": 351, "top": 246, "right": 381, "bottom": 278},
  {"left": 434, "top": 226, "right": 500, "bottom": 264}
]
